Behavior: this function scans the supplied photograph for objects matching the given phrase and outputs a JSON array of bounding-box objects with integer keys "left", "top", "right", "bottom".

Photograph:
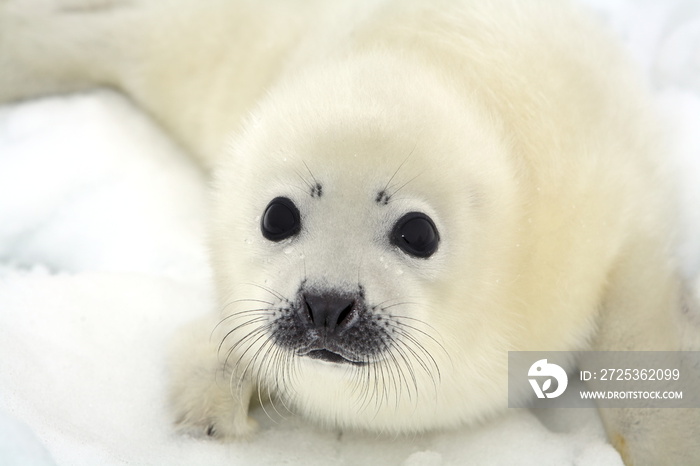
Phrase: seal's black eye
[
  {"left": 261, "top": 197, "right": 300, "bottom": 241},
  {"left": 391, "top": 212, "right": 439, "bottom": 258}
]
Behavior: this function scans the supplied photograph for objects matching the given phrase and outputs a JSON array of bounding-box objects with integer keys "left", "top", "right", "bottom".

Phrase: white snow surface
[{"left": 1, "top": 1, "right": 699, "bottom": 465}]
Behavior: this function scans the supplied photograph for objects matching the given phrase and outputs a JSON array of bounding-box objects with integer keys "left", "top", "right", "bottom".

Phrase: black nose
[{"left": 303, "top": 292, "right": 357, "bottom": 332}]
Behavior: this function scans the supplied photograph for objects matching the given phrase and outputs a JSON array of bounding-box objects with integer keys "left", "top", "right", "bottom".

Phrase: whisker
[
  {"left": 281, "top": 347, "right": 301, "bottom": 408},
  {"left": 294, "top": 167, "right": 315, "bottom": 192},
  {"left": 223, "top": 297, "right": 275, "bottom": 308},
  {"left": 249, "top": 336, "right": 283, "bottom": 424},
  {"left": 239, "top": 282, "right": 288, "bottom": 302},
  {"left": 212, "top": 308, "right": 275, "bottom": 339},
  {"left": 383, "top": 337, "right": 410, "bottom": 408},
  {"left": 390, "top": 314, "right": 442, "bottom": 335},
  {"left": 389, "top": 318, "right": 450, "bottom": 366},
  {"left": 217, "top": 316, "right": 270, "bottom": 356},
  {"left": 355, "top": 356, "right": 378, "bottom": 413},
  {"left": 225, "top": 324, "right": 272, "bottom": 400},
  {"left": 268, "top": 346, "right": 294, "bottom": 417},
  {"left": 373, "top": 355, "right": 389, "bottom": 414},
  {"left": 301, "top": 160, "right": 320, "bottom": 187},
  {"left": 389, "top": 326, "right": 440, "bottom": 387},
  {"left": 233, "top": 327, "right": 277, "bottom": 384},
  {"left": 381, "top": 145, "right": 416, "bottom": 196},
  {"left": 392, "top": 322, "right": 440, "bottom": 376},
  {"left": 290, "top": 182, "right": 313, "bottom": 196},
  {"left": 393, "top": 334, "right": 422, "bottom": 402},
  {"left": 379, "top": 301, "right": 422, "bottom": 311},
  {"left": 225, "top": 324, "right": 272, "bottom": 373},
  {"left": 389, "top": 172, "right": 422, "bottom": 198}
]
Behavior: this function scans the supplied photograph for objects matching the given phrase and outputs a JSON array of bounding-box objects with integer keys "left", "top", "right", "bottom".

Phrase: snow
[{"left": 1, "top": 1, "right": 698, "bottom": 464}]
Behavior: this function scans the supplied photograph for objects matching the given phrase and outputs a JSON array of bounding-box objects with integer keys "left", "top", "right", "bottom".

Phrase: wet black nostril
[
  {"left": 303, "top": 292, "right": 356, "bottom": 332},
  {"left": 337, "top": 301, "right": 354, "bottom": 326}
]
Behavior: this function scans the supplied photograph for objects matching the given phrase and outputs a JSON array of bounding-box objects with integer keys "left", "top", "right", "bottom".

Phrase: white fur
[{"left": 1, "top": 0, "right": 698, "bottom": 464}]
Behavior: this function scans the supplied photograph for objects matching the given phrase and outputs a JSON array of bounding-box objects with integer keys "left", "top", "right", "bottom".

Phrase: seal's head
[{"left": 209, "top": 52, "right": 592, "bottom": 432}]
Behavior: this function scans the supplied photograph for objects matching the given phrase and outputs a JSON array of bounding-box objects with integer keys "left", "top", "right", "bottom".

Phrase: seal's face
[
  {"left": 260, "top": 197, "right": 441, "bottom": 369},
  {"left": 210, "top": 55, "right": 526, "bottom": 431}
]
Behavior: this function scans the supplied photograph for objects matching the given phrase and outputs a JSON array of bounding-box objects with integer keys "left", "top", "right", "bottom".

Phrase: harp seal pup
[{"left": 2, "top": 0, "right": 698, "bottom": 463}]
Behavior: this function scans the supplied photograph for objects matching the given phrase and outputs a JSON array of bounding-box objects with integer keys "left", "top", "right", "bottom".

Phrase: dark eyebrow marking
[
  {"left": 376, "top": 143, "right": 418, "bottom": 205},
  {"left": 302, "top": 160, "right": 323, "bottom": 198},
  {"left": 375, "top": 190, "right": 390, "bottom": 205}
]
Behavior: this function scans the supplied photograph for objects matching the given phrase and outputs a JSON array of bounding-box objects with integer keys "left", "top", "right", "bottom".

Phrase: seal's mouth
[{"left": 304, "top": 348, "right": 366, "bottom": 366}]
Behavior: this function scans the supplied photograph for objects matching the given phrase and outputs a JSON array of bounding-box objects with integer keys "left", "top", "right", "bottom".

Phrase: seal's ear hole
[
  {"left": 261, "top": 197, "right": 301, "bottom": 241},
  {"left": 391, "top": 212, "right": 439, "bottom": 258}
]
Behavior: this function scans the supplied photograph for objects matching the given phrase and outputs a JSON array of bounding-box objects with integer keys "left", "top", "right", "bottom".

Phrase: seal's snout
[
  {"left": 303, "top": 292, "right": 358, "bottom": 333},
  {"left": 278, "top": 289, "right": 379, "bottom": 365}
]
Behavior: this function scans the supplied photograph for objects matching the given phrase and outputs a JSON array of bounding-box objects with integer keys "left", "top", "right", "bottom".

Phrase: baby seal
[{"left": 1, "top": 0, "right": 698, "bottom": 463}]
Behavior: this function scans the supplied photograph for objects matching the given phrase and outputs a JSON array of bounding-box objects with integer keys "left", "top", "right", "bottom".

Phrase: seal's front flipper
[{"left": 169, "top": 315, "right": 258, "bottom": 439}]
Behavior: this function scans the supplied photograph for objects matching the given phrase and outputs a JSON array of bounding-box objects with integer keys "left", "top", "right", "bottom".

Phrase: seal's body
[{"left": 2, "top": 1, "right": 698, "bottom": 463}]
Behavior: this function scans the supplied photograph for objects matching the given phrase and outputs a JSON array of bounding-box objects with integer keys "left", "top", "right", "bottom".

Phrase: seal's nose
[{"left": 303, "top": 293, "right": 356, "bottom": 333}]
